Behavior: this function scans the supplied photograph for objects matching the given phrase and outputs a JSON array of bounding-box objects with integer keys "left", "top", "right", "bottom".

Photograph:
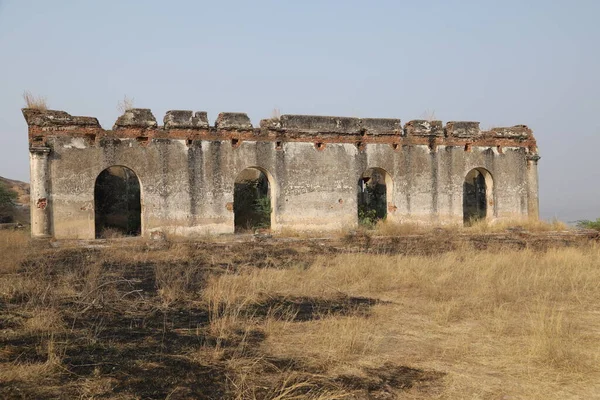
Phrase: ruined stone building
[{"left": 23, "top": 108, "right": 540, "bottom": 239}]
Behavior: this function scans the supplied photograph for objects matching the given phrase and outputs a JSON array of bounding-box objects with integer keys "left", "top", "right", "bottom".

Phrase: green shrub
[
  {"left": 576, "top": 218, "right": 600, "bottom": 231},
  {"left": 358, "top": 206, "right": 378, "bottom": 228},
  {"left": 358, "top": 183, "right": 386, "bottom": 228},
  {"left": 0, "top": 181, "right": 18, "bottom": 223}
]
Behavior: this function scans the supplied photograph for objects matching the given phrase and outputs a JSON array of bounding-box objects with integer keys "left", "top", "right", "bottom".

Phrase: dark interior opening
[
  {"left": 358, "top": 168, "right": 388, "bottom": 227},
  {"left": 463, "top": 168, "right": 488, "bottom": 225},
  {"left": 94, "top": 166, "right": 141, "bottom": 238},
  {"left": 234, "top": 168, "right": 271, "bottom": 233}
]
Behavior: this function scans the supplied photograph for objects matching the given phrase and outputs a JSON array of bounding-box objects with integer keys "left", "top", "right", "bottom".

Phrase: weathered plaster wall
[{"left": 23, "top": 108, "right": 539, "bottom": 239}]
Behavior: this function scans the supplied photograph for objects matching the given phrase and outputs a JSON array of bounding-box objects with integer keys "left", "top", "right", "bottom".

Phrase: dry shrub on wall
[
  {"left": 22, "top": 90, "right": 47, "bottom": 110},
  {"left": 421, "top": 109, "right": 437, "bottom": 122},
  {"left": 271, "top": 108, "right": 281, "bottom": 121},
  {"left": 116, "top": 95, "right": 134, "bottom": 114}
]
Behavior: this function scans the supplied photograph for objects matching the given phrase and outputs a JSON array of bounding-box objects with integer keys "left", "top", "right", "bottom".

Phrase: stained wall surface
[{"left": 23, "top": 108, "right": 540, "bottom": 239}]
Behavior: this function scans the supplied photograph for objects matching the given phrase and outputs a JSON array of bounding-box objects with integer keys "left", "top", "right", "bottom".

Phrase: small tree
[{"left": 0, "top": 182, "right": 18, "bottom": 223}]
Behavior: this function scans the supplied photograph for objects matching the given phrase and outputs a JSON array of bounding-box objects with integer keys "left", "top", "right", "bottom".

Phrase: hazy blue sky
[{"left": 1, "top": 0, "right": 598, "bottom": 221}]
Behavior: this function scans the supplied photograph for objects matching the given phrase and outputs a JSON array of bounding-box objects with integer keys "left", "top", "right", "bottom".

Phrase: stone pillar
[
  {"left": 526, "top": 154, "right": 541, "bottom": 220},
  {"left": 29, "top": 147, "right": 51, "bottom": 238}
]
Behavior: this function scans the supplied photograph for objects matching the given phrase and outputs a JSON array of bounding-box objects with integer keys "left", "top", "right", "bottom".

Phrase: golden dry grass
[
  {"left": 1, "top": 230, "right": 599, "bottom": 398},
  {"left": 277, "top": 218, "right": 572, "bottom": 239},
  {"left": 271, "top": 108, "right": 281, "bottom": 121},
  {"left": 0, "top": 358, "right": 59, "bottom": 384},
  {"left": 0, "top": 334, "right": 64, "bottom": 383},
  {"left": 371, "top": 220, "right": 428, "bottom": 236},
  {"left": 203, "top": 247, "right": 600, "bottom": 398},
  {"left": 464, "top": 217, "right": 570, "bottom": 233},
  {"left": 22, "top": 90, "right": 48, "bottom": 110},
  {"left": 0, "top": 230, "right": 29, "bottom": 271},
  {"left": 372, "top": 217, "right": 570, "bottom": 236}
]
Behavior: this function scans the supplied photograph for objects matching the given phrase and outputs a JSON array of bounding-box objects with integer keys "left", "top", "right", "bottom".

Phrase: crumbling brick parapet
[
  {"left": 404, "top": 120, "right": 444, "bottom": 137},
  {"left": 113, "top": 109, "right": 157, "bottom": 129},
  {"left": 445, "top": 121, "right": 481, "bottom": 138},
  {"left": 215, "top": 113, "right": 253, "bottom": 130},
  {"left": 22, "top": 109, "right": 100, "bottom": 129},
  {"left": 164, "top": 110, "right": 209, "bottom": 129},
  {"left": 490, "top": 125, "right": 533, "bottom": 140},
  {"left": 22, "top": 108, "right": 537, "bottom": 152}
]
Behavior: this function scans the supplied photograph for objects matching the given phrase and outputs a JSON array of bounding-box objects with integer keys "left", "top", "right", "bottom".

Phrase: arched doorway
[
  {"left": 463, "top": 168, "right": 493, "bottom": 225},
  {"left": 358, "top": 168, "right": 392, "bottom": 226},
  {"left": 234, "top": 167, "right": 272, "bottom": 233},
  {"left": 94, "top": 166, "right": 141, "bottom": 238}
]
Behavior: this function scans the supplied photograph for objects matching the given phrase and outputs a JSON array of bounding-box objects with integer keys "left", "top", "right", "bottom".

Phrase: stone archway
[
  {"left": 358, "top": 167, "right": 393, "bottom": 226},
  {"left": 463, "top": 168, "right": 493, "bottom": 225},
  {"left": 94, "top": 166, "right": 141, "bottom": 238},
  {"left": 234, "top": 167, "right": 273, "bottom": 233}
]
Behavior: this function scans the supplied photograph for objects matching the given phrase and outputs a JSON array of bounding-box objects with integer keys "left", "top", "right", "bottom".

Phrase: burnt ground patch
[
  {"left": 335, "top": 363, "right": 445, "bottom": 397},
  {"left": 184, "top": 240, "right": 342, "bottom": 270},
  {"left": 0, "top": 334, "right": 49, "bottom": 364},
  {"left": 63, "top": 342, "right": 228, "bottom": 400},
  {"left": 225, "top": 362, "right": 444, "bottom": 400},
  {"left": 0, "top": 238, "right": 454, "bottom": 399},
  {"left": 246, "top": 294, "right": 383, "bottom": 321},
  {"left": 1, "top": 307, "right": 228, "bottom": 399}
]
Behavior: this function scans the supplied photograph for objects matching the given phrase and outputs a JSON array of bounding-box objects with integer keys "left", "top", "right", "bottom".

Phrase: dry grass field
[{"left": 0, "top": 228, "right": 599, "bottom": 399}]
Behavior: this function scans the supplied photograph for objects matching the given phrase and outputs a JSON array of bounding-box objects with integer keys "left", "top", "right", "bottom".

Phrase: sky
[{"left": 0, "top": 0, "right": 598, "bottom": 222}]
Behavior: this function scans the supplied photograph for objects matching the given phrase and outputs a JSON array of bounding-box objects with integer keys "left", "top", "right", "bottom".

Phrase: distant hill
[{"left": 0, "top": 176, "right": 30, "bottom": 224}]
